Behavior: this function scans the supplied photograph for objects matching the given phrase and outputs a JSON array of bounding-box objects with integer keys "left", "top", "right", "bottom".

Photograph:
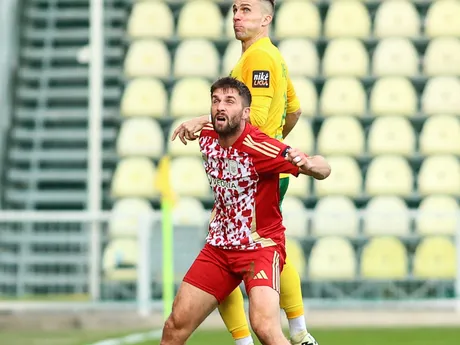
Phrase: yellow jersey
[{"left": 230, "top": 37, "right": 300, "bottom": 142}]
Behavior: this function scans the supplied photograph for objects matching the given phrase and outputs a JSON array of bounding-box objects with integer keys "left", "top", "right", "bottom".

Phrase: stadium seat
[
  {"left": 369, "top": 77, "right": 417, "bottom": 116},
  {"left": 363, "top": 196, "right": 410, "bottom": 237},
  {"left": 419, "top": 115, "right": 460, "bottom": 155},
  {"left": 372, "top": 38, "right": 419, "bottom": 77},
  {"left": 308, "top": 236, "right": 356, "bottom": 280},
  {"left": 170, "top": 78, "right": 212, "bottom": 118},
  {"left": 290, "top": 77, "right": 317, "bottom": 118},
  {"left": 111, "top": 157, "right": 158, "bottom": 199},
  {"left": 416, "top": 196, "right": 458, "bottom": 236},
  {"left": 167, "top": 118, "right": 202, "bottom": 157},
  {"left": 373, "top": 0, "right": 420, "bottom": 38},
  {"left": 103, "top": 238, "right": 138, "bottom": 281},
  {"left": 365, "top": 155, "right": 413, "bottom": 197},
  {"left": 367, "top": 116, "right": 416, "bottom": 157},
  {"left": 170, "top": 157, "right": 210, "bottom": 198},
  {"left": 109, "top": 198, "right": 153, "bottom": 238},
  {"left": 310, "top": 196, "right": 359, "bottom": 237},
  {"left": 322, "top": 38, "right": 369, "bottom": 77},
  {"left": 123, "top": 39, "right": 171, "bottom": 79},
  {"left": 286, "top": 174, "right": 311, "bottom": 198},
  {"left": 282, "top": 117, "right": 314, "bottom": 154},
  {"left": 176, "top": 0, "right": 223, "bottom": 39},
  {"left": 120, "top": 78, "right": 167, "bottom": 118},
  {"left": 126, "top": 1, "right": 174, "bottom": 39},
  {"left": 360, "top": 237, "right": 408, "bottom": 279},
  {"left": 116, "top": 117, "right": 164, "bottom": 159},
  {"left": 222, "top": 40, "right": 241, "bottom": 76},
  {"left": 319, "top": 77, "right": 366, "bottom": 117},
  {"left": 173, "top": 197, "right": 208, "bottom": 227},
  {"left": 421, "top": 77, "right": 460, "bottom": 115},
  {"left": 324, "top": 1, "right": 371, "bottom": 38},
  {"left": 316, "top": 116, "right": 365, "bottom": 156},
  {"left": 278, "top": 39, "right": 319, "bottom": 77},
  {"left": 224, "top": 7, "right": 234, "bottom": 39},
  {"left": 314, "top": 156, "right": 362, "bottom": 197},
  {"left": 418, "top": 155, "right": 460, "bottom": 196},
  {"left": 285, "top": 237, "right": 307, "bottom": 279},
  {"left": 425, "top": 0, "right": 460, "bottom": 38},
  {"left": 282, "top": 196, "right": 308, "bottom": 238},
  {"left": 173, "top": 39, "right": 219, "bottom": 79},
  {"left": 424, "top": 38, "right": 460, "bottom": 76},
  {"left": 413, "top": 236, "right": 456, "bottom": 279},
  {"left": 275, "top": 1, "right": 321, "bottom": 39}
]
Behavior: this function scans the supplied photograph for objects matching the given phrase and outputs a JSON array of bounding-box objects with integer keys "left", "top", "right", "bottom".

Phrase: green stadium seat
[
  {"left": 275, "top": 1, "right": 321, "bottom": 39},
  {"left": 425, "top": 0, "right": 460, "bottom": 38},
  {"left": 324, "top": 1, "right": 370, "bottom": 39},
  {"left": 418, "top": 155, "right": 460, "bottom": 196},
  {"left": 169, "top": 78, "right": 212, "bottom": 118},
  {"left": 282, "top": 196, "right": 308, "bottom": 238},
  {"left": 373, "top": 0, "right": 420, "bottom": 38},
  {"left": 363, "top": 196, "right": 410, "bottom": 237},
  {"left": 173, "top": 197, "right": 208, "bottom": 227},
  {"left": 120, "top": 78, "right": 168, "bottom": 118},
  {"left": 419, "top": 115, "right": 460, "bottom": 155},
  {"left": 290, "top": 77, "right": 317, "bottom": 118},
  {"left": 224, "top": 7, "right": 235, "bottom": 39},
  {"left": 421, "top": 77, "right": 460, "bottom": 115},
  {"left": 320, "top": 77, "right": 366, "bottom": 117},
  {"left": 123, "top": 39, "right": 171, "bottom": 79},
  {"left": 286, "top": 174, "right": 311, "bottom": 199},
  {"left": 322, "top": 38, "right": 369, "bottom": 77},
  {"left": 177, "top": 0, "right": 223, "bottom": 39},
  {"left": 372, "top": 38, "right": 419, "bottom": 77},
  {"left": 424, "top": 38, "right": 460, "bottom": 77},
  {"left": 109, "top": 198, "right": 153, "bottom": 238},
  {"left": 311, "top": 196, "right": 358, "bottom": 238},
  {"left": 278, "top": 39, "right": 319, "bottom": 78},
  {"left": 413, "top": 236, "right": 456, "bottom": 279},
  {"left": 170, "top": 157, "right": 210, "bottom": 198},
  {"left": 127, "top": 1, "right": 174, "bottom": 39},
  {"left": 283, "top": 117, "right": 314, "bottom": 153},
  {"left": 285, "top": 237, "right": 308, "bottom": 280},
  {"left": 222, "top": 40, "right": 241, "bottom": 76},
  {"left": 317, "top": 116, "right": 365, "bottom": 156},
  {"left": 416, "top": 196, "right": 458, "bottom": 236},
  {"left": 369, "top": 77, "right": 417, "bottom": 116},
  {"left": 173, "top": 39, "right": 220, "bottom": 78}
]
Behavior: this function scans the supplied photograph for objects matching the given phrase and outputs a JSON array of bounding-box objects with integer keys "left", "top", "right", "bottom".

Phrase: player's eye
[{"left": 242, "top": 7, "right": 250, "bottom": 12}]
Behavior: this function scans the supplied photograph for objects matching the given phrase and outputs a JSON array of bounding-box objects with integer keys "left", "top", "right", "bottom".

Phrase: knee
[
  {"left": 250, "top": 314, "right": 273, "bottom": 342},
  {"left": 163, "top": 311, "right": 185, "bottom": 333}
]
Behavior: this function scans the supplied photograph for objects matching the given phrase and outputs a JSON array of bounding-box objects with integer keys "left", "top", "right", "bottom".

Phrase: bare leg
[
  {"left": 248, "top": 286, "right": 290, "bottom": 345},
  {"left": 160, "top": 281, "right": 218, "bottom": 345}
]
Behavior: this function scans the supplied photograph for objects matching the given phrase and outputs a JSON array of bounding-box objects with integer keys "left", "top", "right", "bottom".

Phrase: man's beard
[{"left": 212, "top": 115, "right": 241, "bottom": 137}]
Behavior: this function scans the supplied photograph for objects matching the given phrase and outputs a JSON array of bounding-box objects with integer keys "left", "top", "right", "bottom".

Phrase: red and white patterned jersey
[{"left": 199, "top": 122, "right": 300, "bottom": 251}]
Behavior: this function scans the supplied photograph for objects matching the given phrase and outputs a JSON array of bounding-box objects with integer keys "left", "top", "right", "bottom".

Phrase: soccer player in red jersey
[{"left": 159, "top": 77, "right": 330, "bottom": 345}]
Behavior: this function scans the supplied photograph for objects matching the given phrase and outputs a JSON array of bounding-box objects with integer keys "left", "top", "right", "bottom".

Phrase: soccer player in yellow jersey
[{"left": 172, "top": 1, "right": 318, "bottom": 345}]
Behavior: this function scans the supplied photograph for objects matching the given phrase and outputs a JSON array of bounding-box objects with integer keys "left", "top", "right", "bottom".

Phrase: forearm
[
  {"left": 299, "top": 155, "right": 331, "bottom": 180},
  {"left": 282, "top": 109, "right": 301, "bottom": 139}
]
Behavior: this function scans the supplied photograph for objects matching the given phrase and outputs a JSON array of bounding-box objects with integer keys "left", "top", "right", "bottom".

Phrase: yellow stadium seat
[
  {"left": 418, "top": 155, "right": 460, "bottom": 196},
  {"left": 421, "top": 77, "right": 460, "bottom": 115},
  {"left": 275, "top": 1, "right": 321, "bottom": 39},
  {"left": 167, "top": 118, "right": 202, "bottom": 157},
  {"left": 222, "top": 40, "right": 241, "bottom": 76},
  {"left": 176, "top": 0, "right": 223, "bottom": 39},
  {"left": 224, "top": 7, "right": 234, "bottom": 39},
  {"left": 283, "top": 117, "right": 314, "bottom": 154},
  {"left": 278, "top": 39, "right": 319, "bottom": 78},
  {"left": 425, "top": 0, "right": 460, "bottom": 38},
  {"left": 309, "top": 236, "right": 356, "bottom": 280},
  {"left": 116, "top": 118, "right": 164, "bottom": 159},
  {"left": 360, "top": 237, "right": 408, "bottom": 279},
  {"left": 372, "top": 38, "right": 419, "bottom": 77},
  {"left": 170, "top": 157, "right": 210, "bottom": 198},
  {"left": 413, "top": 236, "right": 456, "bottom": 279},
  {"left": 173, "top": 39, "right": 219, "bottom": 79},
  {"left": 109, "top": 198, "right": 153, "bottom": 238},
  {"left": 286, "top": 174, "right": 311, "bottom": 198},
  {"left": 120, "top": 78, "right": 167, "bottom": 118},
  {"left": 126, "top": 1, "right": 174, "bottom": 39},
  {"left": 419, "top": 115, "right": 460, "bottom": 155},
  {"left": 322, "top": 38, "right": 369, "bottom": 77},
  {"left": 170, "top": 78, "right": 212, "bottom": 118},
  {"left": 290, "top": 77, "right": 317, "bottom": 118},
  {"left": 282, "top": 196, "right": 308, "bottom": 238},
  {"left": 103, "top": 239, "right": 138, "bottom": 281},
  {"left": 367, "top": 116, "right": 416, "bottom": 157},
  {"left": 124, "top": 40, "right": 171, "bottom": 79},
  {"left": 320, "top": 77, "right": 366, "bottom": 117},
  {"left": 369, "top": 77, "right": 417, "bottom": 116},
  {"left": 314, "top": 156, "right": 362, "bottom": 197},
  {"left": 111, "top": 157, "right": 158, "bottom": 199},
  {"left": 173, "top": 197, "right": 208, "bottom": 227},
  {"left": 317, "top": 116, "right": 365, "bottom": 156},
  {"left": 311, "top": 196, "right": 358, "bottom": 237},
  {"left": 286, "top": 237, "right": 307, "bottom": 279},
  {"left": 365, "top": 155, "right": 413, "bottom": 197},
  {"left": 424, "top": 38, "right": 460, "bottom": 77},
  {"left": 364, "top": 197, "right": 410, "bottom": 237},
  {"left": 324, "top": 1, "right": 370, "bottom": 38},
  {"left": 416, "top": 196, "right": 458, "bottom": 236},
  {"left": 373, "top": 0, "right": 420, "bottom": 38}
]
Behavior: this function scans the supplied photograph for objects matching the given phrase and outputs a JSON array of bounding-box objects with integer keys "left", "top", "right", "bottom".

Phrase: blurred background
[{"left": 0, "top": 0, "right": 460, "bottom": 344}]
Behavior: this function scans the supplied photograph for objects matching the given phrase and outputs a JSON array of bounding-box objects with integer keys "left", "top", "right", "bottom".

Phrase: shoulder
[
  {"left": 199, "top": 123, "right": 218, "bottom": 145},
  {"left": 241, "top": 125, "right": 289, "bottom": 158}
]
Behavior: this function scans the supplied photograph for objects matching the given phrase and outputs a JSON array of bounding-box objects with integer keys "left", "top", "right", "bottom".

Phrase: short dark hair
[{"left": 210, "top": 77, "right": 252, "bottom": 107}]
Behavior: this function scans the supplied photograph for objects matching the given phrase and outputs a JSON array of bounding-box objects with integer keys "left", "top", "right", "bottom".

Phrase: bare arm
[
  {"left": 171, "top": 115, "right": 210, "bottom": 145},
  {"left": 282, "top": 109, "right": 301, "bottom": 139},
  {"left": 285, "top": 148, "right": 331, "bottom": 180}
]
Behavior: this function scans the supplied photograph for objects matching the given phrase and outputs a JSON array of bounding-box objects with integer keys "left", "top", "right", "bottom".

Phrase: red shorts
[{"left": 183, "top": 243, "right": 286, "bottom": 303}]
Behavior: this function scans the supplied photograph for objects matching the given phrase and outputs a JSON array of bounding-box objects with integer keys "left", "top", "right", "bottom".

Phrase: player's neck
[
  {"left": 218, "top": 124, "right": 246, "bottom": 148},
  {"left": 241, "top": 31, "right": 269, "bottom": 52}
]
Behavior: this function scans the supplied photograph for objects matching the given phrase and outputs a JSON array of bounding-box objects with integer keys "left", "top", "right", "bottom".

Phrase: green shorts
[{"left": 279, "top": 177, "right": 290, "bottom": 210}]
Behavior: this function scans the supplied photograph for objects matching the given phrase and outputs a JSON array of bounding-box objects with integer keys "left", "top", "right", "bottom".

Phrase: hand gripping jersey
[{"left": 199, "top": 122, "right": 300, "bottom": 251}]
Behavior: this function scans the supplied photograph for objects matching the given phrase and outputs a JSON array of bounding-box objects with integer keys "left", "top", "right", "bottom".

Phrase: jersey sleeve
[
  {"left": 286, "top": 76, "right": 301, "bottom": 114},
  {"left": 244, "top": 128, "right": 300, "bottom": 177}
]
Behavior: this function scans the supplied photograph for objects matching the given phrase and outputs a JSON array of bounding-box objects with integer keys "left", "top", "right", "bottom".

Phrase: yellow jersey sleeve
[{"left": 286, "top": 76, "right": 301, "bottom": 114}]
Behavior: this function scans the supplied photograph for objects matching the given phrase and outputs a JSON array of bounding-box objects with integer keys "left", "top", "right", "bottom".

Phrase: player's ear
[
  {"left": 262, "top": 14, "right": 273, "bottom": 27},
  {"left": 242, "top": 107, "right": 250, "bottom": 121}
]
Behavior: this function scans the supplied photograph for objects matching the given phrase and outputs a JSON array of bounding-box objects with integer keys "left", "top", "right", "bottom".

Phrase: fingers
[{"left": 285, "top": 148, "right": 306, "bottom": 167}]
